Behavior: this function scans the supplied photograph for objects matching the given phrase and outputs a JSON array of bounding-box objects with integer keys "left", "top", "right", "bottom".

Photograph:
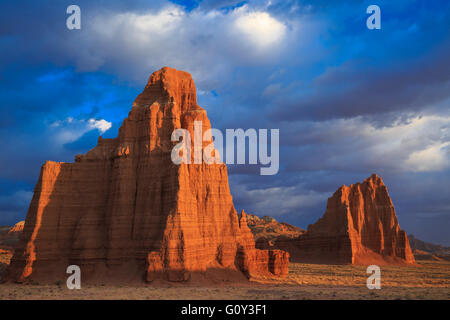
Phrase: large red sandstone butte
[
  {"left": 276, "top": 174, "right": 416, "bottom": 265},
  {"left": 4, "top": 67, "right": 289, "bottom": 283}
]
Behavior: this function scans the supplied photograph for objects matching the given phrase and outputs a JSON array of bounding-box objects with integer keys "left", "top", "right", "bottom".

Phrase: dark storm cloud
[
  {"left": 0, "top": 179, "right": 33, "bottom": 226},
  {"left": 270, "top": 41, "right": 450, "bottom": 123}
]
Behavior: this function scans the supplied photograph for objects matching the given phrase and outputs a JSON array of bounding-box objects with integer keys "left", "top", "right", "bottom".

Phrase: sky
[{"left": 0, "top": 0, "right": 449, "bottom": 245}]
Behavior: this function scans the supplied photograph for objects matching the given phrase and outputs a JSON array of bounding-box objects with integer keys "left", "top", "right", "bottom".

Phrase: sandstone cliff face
[
  {"left": 277, "top": 174, "right": 416, "bottom": 265},
  {"left": 5, "top": 67, "right": 289, "bottom": 283}
]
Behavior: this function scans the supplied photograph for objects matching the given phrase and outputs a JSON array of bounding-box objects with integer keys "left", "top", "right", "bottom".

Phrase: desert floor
[{"left": 0, "top": 260, "right": 448, "bottom": 300}]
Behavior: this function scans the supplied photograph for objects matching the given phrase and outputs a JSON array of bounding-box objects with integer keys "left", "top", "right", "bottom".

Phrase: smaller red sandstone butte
[{"left": 275, "top": 174, "right": 416, "bottom": 266}]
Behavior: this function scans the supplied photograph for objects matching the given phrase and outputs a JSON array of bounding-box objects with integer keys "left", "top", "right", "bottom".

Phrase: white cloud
[
  {"left": 70, "top": 4, "right": 295, "bottom": 87},
  {"left": 50, "top": 117, "right": 112, "bottom": 145},
  {"left": 365, "top": 115, "right": 450, "bottom": 172},
  {"left": 233, "top": 184, "right": 328, "bottom": 216},
  {"left": 405, "top": 141, "right": 450, "bottom": 172},
  {"left": 233, "top": 8, "right": 286, "bottom": 48},
  {"left": 92, "top": 7, "right": 184, "bottom": 43},
  {"left": 286, "top": 115, "right": 450, "bottom": 173},
  {"left": 88, "top": 119, "right": 112, "bottom": 134}
]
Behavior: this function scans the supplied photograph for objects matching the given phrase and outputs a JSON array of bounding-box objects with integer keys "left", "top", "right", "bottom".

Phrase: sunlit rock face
[
  {"left": 4, "top": 67, "right": 289, "bottom": 283},
  {"left": 276, "top": 174, "right": 416, "bottom": 266}
]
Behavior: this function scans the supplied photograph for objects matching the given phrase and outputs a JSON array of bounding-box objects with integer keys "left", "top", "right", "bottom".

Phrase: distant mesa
[
  {"left": 7, "top": 221, "right": 24, "bottom": 238},
  {"left": 408, "top": 235, "right": 450, "bottom": 261},
  {"left": 253, "top": 174, "right": 417, "bottom": 266},
  {"left": 246, "top": 214, "right": 305, "bottom": 249},
  {"left": 0, "top": 221, "right": 23, "bottom": 250},
  {"left": 0, "top": 222, "right": 24, "bottom": 276},
  {"left": 3, "top": 67, "right": 289, "bottom": 284}
]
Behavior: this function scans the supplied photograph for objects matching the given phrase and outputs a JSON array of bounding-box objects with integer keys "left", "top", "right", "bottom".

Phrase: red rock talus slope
[
  {"left": 4, "top": 67, "right": 289, "bottom": 283},
  {"left": 277, "top": 174, "right": 416, "bottom": 265}
]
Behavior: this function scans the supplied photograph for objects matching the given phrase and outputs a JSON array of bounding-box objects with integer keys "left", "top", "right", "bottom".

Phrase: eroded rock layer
[
  {"left": 277, "top": 174, "right": 416, "bottom": 265},
  {"left": 4, "top": 67, "right": 289, "bottom": 283}
]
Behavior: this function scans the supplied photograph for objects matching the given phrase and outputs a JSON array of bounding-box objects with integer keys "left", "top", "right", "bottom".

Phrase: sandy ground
[{"left": 0, "top": 260, "right": 448, "bottom": 300}]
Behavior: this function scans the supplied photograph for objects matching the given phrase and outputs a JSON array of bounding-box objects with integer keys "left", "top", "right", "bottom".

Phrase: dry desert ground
[{"left": 0, "top": 258, "right": 448, "bottom": 300}]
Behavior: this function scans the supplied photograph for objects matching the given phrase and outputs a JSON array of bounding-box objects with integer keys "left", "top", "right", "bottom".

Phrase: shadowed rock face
[
  {"left": 276, "top": 174, "right": 416, "bottom": 265},
  {"left": 4, "top": 67, "right": 289, "bottom": 283}
]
